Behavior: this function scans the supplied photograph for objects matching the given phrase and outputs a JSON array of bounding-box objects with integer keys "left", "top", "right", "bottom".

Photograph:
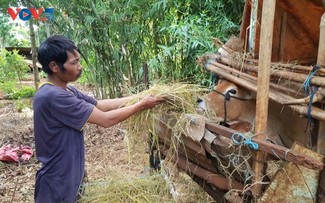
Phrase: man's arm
[
  {"left": 88, "top": 95, "right": 164, "bottom": 128},
  {"left": 96, "top": 95, "right": 134, "bottom": 111}
]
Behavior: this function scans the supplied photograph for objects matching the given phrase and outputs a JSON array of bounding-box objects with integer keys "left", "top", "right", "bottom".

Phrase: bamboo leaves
[{"left": 30, "top": 0, "right": 244, "bottom": 98}]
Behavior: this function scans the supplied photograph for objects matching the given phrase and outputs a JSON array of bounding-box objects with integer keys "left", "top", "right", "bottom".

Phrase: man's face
[{"left": 58, "top": 50, "right": 82, "bottom": 82}]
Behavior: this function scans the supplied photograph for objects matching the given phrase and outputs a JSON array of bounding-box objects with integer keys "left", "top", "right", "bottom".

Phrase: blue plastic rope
[
  {"left": 303, "top": 65, "right": 319, "bottom": 95},
  {"left": 307, "top": 87, "right": 318, "bottom": 121},
  {"left": 231, "top": 133, "right": 259, "bottom": 150},
  {"left": 303, "top": 65, "right": 319, "bottom": 130}
]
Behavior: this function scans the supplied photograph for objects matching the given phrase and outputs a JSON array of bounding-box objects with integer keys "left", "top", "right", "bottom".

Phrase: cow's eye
[{"left": 228, "top": 89, "right": 237, "bottom": 95}]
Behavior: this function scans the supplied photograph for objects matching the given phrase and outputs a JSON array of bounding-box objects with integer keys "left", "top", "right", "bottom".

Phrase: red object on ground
[
  {"left": 20, "top": 146, "right": 33, "bottom": 161},
  {"left": 0, "top": 144, "right": 33, "bottom": 162}
]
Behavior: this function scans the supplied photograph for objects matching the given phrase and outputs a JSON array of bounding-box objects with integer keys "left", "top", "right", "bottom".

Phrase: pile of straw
[
  {"left": 80, "top": 173, "right": 170, "bottom": 203},
  {"left": 124, "top": 82, "right": 208, "bottom": 153},
  {"left": 79, "top": 170, "right": 214, "bottom": 203}
]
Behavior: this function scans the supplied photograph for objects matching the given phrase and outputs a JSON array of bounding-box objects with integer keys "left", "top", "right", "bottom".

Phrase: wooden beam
[
  {"left": 160, "top": 149, "right": 245, "bottom": 191},
  {"left": 205, "top": 122, "right": 323, "bottom": 171}
]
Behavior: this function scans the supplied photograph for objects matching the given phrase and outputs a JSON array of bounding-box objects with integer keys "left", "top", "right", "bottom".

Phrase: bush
[
  {"left": 9, "top": 86, "right": 36, "bottom": 100},
  {"left": 0, "top": 81, "right": 36, "bottom": 100},
  {"left": 0, "top": 50, "right": 29, "bottom": 82}
]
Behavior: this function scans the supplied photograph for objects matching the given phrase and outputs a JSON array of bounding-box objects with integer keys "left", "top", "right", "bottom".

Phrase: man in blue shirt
[{"left": 33, "top": 35, "right": 164, "bottom": 203}]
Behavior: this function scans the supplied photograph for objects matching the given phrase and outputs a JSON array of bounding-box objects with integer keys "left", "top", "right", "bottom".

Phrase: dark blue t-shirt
[{"left": 33, "top": 83, "right": 97, "bottom": 203}]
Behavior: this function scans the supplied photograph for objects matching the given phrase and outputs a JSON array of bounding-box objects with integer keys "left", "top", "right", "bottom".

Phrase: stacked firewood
[
  {"left": 154, "top": 115, "right": 246, "bottom": 202},
  {"left": 153, "top": 114, "right": 323, "bottom": 202}
]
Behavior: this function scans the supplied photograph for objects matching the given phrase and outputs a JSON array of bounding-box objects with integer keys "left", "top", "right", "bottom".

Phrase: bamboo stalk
[
  {"left": 246, "top": 58, "right": 325, "bottom": 75},
  {"left": 205, "top": 63, "right": 325, "bottom": 122},
  {"left": 205, "top": 121, "right": 324, "bottom": 171},
  {"left": 204, "top": 51, "right": 325, "bottom": 77},
  {"left": 218, "top": 56, "right": 325, "bottom": 87},
  {"left": 206, "top": 53, "right": 325, "bottom": 76},
  {"left": 209, "top": 61, "right": 305, "bottom": 98}
]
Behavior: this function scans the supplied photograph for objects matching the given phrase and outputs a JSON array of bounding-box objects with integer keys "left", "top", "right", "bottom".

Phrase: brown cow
[{"left": 198, "top": 78, "right": 314, "bottom": 150}]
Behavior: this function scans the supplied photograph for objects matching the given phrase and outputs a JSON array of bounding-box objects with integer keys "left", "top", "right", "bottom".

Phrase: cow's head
[{"left": 198, "top": 79, "right": 254, "bottom": 122}]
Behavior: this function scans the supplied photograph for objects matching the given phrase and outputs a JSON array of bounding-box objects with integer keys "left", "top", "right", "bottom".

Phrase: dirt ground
[
  {"left": 0, "top": 81, "right": 149, "bottom": 203},
  {"left": 0, "top": 81, "right": 212, "bottom": 203}
]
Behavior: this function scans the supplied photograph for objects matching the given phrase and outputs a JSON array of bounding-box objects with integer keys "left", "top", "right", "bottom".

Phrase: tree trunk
[{"left": 29, "top": 20, "right": 39, "bottom": 90}]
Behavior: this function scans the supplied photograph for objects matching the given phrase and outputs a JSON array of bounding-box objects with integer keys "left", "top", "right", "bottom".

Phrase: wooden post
[
  {"left": 248, "top": 0, "right": 259, "bottom": 54},
  {"left": 317, "top": 12, "right": 325, "bottom": 203},
  {"left": 317, "top": 13, "right": 325, "bottom": 65},
  {"left": 252, "top": 0, "right": 276, "bottom": 198}
]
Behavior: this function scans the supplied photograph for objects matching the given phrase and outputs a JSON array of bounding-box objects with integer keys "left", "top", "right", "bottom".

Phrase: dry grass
[
  {"left": 79, "top": 83, "right": 215, "bottom": 203},
  {"left": 124, "top": 82, "right": 207, "bottom": 153},
  {"left": 80, "top": 162, "right": 215, "bottom": 203}
]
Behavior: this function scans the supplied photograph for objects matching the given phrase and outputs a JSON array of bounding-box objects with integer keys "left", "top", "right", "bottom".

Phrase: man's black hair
[{"left": 38, "top": 35, "right": 80, "bottom": 75}]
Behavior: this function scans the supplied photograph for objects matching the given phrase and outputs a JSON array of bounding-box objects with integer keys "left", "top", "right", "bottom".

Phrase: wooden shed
[
  {"left": 243, "top": 1, "right": 325, "bottom": 201},
  {"left": 205, "top": 0, "right": 325, "bottom": 201},
  {"left": 153, "top": 0, "right": 325, "bottom": 203}
]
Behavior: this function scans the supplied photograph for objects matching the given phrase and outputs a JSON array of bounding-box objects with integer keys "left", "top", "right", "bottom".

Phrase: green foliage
[
  {"left": 22, "top": 0, "right": 245, "bottom": 98},
  {"left": 0, "top": 50, "right": 29, "bottom": 82},
  {"left": 0, "top": 14, "right": 30, "bottom": 47},
  {"left": 14, "top": 98, "right": 32, "bottom": 112},
  {"left": 146, "top": 0, "right": 245, "bottom": 86},
  {"left": 0, "top": 14, "right": 13, "bottom": 48},
  {"left": 0, "top": 81, "right": 36, "bottom": 100},
  {"left": 10, "top": 86, "right": 35, "bottom": 100}
]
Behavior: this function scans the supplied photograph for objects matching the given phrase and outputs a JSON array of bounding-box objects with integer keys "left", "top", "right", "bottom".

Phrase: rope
[
  {"left": 211, "top": 89, "right": 250, "bottom": 126},
  {"left": 303, "top": 65, "right": 319, "bottom": 94},
  {"left": 231, "top": 133, "right": 259, "bottom": 150},
  {"left": 212, "top": 89, "right": 250, "bottom": 101},
  {"left": 284, "top": 149, "right": 291, "bottom": 161},
  {"left": 303, "top": 65, "right": 319, "bottom": 131}
]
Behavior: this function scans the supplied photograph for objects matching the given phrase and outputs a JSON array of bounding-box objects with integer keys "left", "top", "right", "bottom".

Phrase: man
[{"left": 33, "top": 35, "right": 164, "bottom": 203}]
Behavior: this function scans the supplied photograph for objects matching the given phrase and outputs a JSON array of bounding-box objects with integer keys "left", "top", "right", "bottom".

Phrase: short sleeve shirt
[{"left": 33, "top": 83, "right": 97, "bottom": 203}]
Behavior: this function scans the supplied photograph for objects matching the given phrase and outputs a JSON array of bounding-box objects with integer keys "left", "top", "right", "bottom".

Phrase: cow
[{"left": 198, "top": 78, "right": 319, "bottom": 152}]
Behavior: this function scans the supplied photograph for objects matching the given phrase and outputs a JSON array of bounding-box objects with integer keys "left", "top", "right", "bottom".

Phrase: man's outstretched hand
[{"left": 138, "top": 94, "right": 165, "bottom": 109}]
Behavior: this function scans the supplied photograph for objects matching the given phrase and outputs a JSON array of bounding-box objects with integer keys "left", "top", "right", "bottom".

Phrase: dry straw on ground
[
  {"left": 79, "top": 168, "right": 215, "bottom": 203},
  {"left": 80, "top": 172, "right": 171, "bottom": 203}
]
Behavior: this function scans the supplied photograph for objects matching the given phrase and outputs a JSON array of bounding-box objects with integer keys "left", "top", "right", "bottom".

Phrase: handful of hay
[{"left": 124, "top": 83, "right": 208, "bottom": 153}]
